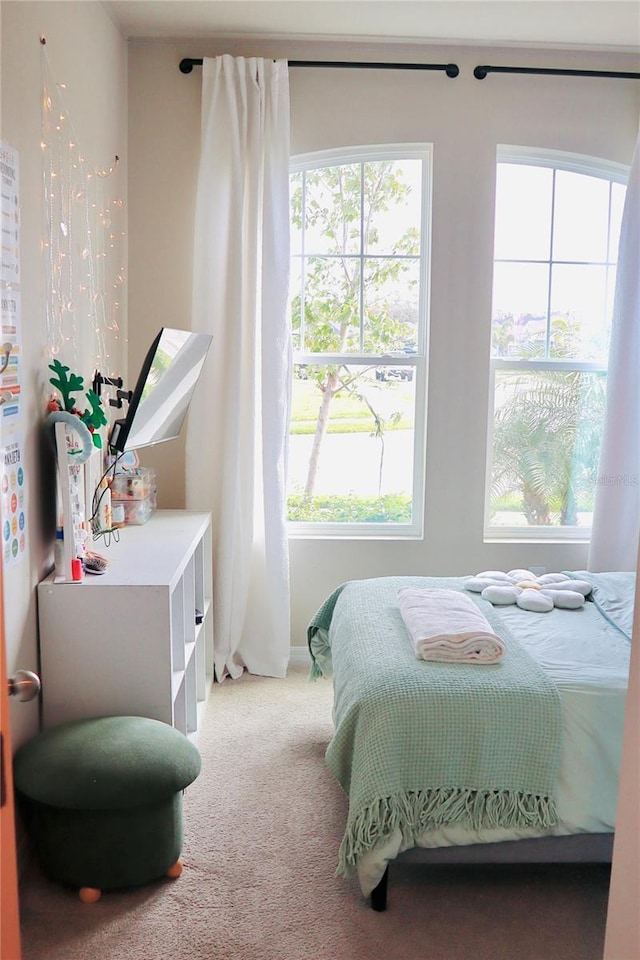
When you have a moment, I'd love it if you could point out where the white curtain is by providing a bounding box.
[589,126,640,572]
[186,56,292,680]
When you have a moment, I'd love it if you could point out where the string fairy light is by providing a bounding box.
[40,37,126,377]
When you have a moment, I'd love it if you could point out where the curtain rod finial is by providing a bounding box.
[474,66,489,80]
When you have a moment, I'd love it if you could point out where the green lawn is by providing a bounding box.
[291,377,414,435]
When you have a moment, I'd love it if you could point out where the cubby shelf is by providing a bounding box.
[37,511,213,740]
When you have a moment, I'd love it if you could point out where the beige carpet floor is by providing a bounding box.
[18,665,610,960]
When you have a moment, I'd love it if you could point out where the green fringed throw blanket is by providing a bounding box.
[307,576,562,877]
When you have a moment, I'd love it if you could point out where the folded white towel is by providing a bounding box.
[397,587,506,664]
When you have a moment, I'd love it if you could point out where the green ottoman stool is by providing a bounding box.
[13,716,201,902]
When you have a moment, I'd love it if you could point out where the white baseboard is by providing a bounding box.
[289,644,311,665]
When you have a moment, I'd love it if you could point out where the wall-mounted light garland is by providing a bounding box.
[40,37,126,380]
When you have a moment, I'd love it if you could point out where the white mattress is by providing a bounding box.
[356,584,632,895]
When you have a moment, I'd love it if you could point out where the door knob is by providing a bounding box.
[8,669,41,702]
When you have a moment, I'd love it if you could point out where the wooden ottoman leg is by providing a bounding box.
[79,887,102,903]
[166,860,183,879]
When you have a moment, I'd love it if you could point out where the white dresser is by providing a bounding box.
[37,510,213,739]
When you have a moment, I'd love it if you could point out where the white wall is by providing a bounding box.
[0,1,127,748]
[128,38,639,647]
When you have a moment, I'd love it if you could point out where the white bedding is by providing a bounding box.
[356,583,632,895]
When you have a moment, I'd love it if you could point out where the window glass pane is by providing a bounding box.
[289,257,302,351]
[288,363,415,523]
[550,263,608,361]
[492,262,549,358]
[606,265,617,341]
[303,164,361,256]
[364,160,422,255]
[290,171,303,256]
[301,256,361,353]
[553,171,610,262]
[489,368,606,528]
[608,183,626,262]
[363,258,419,354]
[494,164,552,261]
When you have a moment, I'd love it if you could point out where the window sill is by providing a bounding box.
[484,530,591,544]
[287,524,422,541]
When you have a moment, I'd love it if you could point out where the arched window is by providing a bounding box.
[485,147,628,538]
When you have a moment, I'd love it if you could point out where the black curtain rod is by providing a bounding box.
[474,64,640,80]
[179,57,640,81]
[179,57,459,77]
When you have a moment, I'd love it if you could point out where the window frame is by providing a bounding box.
[287,143,432,539]
[484,146,629,541]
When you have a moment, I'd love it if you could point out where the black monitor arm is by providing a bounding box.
[92,371,133,409]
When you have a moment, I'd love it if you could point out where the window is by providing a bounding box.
[485,148,628,538]
[287,145,431,536]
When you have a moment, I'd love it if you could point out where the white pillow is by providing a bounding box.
[465,570,592,612]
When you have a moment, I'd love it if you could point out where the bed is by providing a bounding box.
[307,570,633,910]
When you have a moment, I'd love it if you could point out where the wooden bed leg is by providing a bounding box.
[370,866,389,911]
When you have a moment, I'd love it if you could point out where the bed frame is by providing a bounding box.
[369,832,614,911]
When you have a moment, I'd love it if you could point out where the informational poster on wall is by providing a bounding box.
[1,289,22,420]
[1,141,20,285]
[1,431,27,567]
